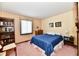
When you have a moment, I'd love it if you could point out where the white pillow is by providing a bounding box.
[55,32,61,35]
[47,32,61,35]
[46,32,56,35]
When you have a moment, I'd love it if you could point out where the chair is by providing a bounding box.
[0,43,17,56]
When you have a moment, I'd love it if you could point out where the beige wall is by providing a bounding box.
[41,10,77,45]
[0,10,77,45]
[0,11,42,43]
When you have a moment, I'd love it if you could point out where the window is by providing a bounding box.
[20,20,32,35]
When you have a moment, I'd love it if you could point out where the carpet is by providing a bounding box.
[7,41,77,56]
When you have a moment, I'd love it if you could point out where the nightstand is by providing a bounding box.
[64,36,74,46]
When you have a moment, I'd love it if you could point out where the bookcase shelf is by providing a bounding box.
[0,32,14,34]
[0,26,14,27]
[0,17,15,50]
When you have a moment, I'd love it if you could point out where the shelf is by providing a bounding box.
[0,17,13,22]
[0,38,14,40]
[3,42,15,46]
[0,26,14,27]
[0,32,14,34]
[0,32,14,33]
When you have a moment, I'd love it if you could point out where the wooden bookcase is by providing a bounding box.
[0,17,15,52]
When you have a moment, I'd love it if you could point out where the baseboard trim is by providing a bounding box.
[16,40,30,44]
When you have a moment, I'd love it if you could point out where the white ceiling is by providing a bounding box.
[0,2,73,19]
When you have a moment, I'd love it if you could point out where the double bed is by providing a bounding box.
[30,34,63,56]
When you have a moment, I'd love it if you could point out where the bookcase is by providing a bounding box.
[0,17,15,52]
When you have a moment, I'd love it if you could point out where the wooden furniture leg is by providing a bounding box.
[14,47,17,56]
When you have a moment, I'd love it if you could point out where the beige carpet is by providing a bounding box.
[7,41,77,56]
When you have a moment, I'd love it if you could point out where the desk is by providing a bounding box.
[0,43,17,56]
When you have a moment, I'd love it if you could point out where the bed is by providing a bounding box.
[30,34,63,56]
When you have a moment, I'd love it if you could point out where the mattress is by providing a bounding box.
[30,34,63,56]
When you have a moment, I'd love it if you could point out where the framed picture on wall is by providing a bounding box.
[49,23,54,27]
[55,22,62,27]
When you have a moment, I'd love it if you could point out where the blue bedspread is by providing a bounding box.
[30,34,63,56]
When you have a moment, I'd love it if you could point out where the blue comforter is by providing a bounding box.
[30,34,63,56]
